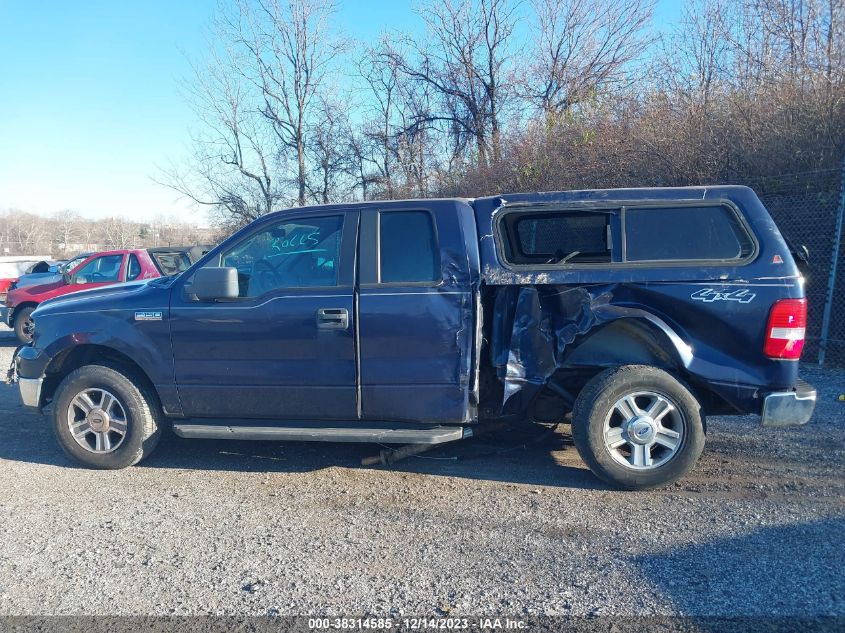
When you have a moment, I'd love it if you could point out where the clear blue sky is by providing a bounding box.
[0,1,682,225]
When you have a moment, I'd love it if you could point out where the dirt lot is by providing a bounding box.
[0,323,842,617]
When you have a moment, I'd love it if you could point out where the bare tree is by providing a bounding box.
[523,0,656,117]
[52,210,82,256]
[306,96,353,204]
[388,0,519,168]
[79,221,99,252]
[352,39,439,199]
[152,0,843,237]
[230,0,346,206]
[668,0,731,106]
[101,217,138,250]
[151,214,212,247]
[156,28,284,232]
[0,212,51,255]
[356,41,402,198]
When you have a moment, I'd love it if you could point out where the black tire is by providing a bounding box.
[52,364,163,469]
[13,305,36,344]
[571,365,705,491]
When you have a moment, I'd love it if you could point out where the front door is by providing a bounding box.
[170,211,358,419]
[66,253,128,292]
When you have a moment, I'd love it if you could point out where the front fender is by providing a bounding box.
[31,307,179,414]
[30,280,174,384]
[41,313,172,383]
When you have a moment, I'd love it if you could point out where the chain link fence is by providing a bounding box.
[750,167,845,366]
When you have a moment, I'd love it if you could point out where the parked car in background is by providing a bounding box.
[27,260,64,274]
[148,245,212,276]
[5,250,164,344]
[0,256,52,295]
[0,256,53,327]
[12,256,87,290]
[4,247,211,344]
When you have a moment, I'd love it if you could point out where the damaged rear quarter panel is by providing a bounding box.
[473,187,804,414]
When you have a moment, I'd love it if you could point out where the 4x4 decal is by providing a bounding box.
[690,288,756,304]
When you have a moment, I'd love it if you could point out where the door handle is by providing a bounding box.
[316,307,349,330]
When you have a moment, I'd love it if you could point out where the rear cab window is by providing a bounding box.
[497,202,755,267]
[151,252,191,276]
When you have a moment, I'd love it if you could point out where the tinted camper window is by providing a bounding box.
[625,205,754,262]
[503,211,614,265]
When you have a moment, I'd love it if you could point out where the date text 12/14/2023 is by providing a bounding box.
[307,617,527,630]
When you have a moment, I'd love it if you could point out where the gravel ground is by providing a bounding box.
[0,323,842,618]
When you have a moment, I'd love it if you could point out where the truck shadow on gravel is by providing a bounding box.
[0,388,604,489]
[633,516,845,618]
[143,422,607,490]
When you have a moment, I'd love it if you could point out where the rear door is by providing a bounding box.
[170,211,358,419]
[357,202,474,423]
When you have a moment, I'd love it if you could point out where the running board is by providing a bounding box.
[171,422,471,445]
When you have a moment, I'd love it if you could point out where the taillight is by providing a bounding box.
[764,298,807,359]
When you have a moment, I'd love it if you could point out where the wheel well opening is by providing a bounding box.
[41,345,160,410]
[530,318,727,422]
[11,302,38,319]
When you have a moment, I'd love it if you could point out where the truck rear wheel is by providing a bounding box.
[52,364,162,469]
[571,365,705,490]
[13,306,36,344]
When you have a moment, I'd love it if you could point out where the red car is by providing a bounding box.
[0,256,53,299]
[5,249,165,343]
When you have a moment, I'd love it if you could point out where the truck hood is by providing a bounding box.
[6,278,66,304]
[15,273,62,288]
[33,279,173,317]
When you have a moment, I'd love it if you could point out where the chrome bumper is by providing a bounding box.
[761,379,816,427]
[18,377,43,409]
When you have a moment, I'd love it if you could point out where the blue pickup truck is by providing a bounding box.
[11,186,815,489]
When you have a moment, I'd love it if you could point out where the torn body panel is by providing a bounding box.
[474,187,806,418]
[490,284,690,412]
[486,278,804,416]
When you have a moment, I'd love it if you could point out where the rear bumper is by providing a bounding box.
[761,379,816,427]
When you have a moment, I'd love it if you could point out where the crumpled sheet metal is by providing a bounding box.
[492,284,692,412]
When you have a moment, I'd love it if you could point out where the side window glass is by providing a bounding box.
[63,255,88,275]
[379,211,439,283]
[504,211,614,265]
[624,205,754,261]
[127,254,142,280]
[152,252,190,276]
[73,255,123,283]
[217,215,344,297]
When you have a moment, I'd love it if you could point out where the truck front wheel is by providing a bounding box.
[571,365,705,490]
[52,364,162,469]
